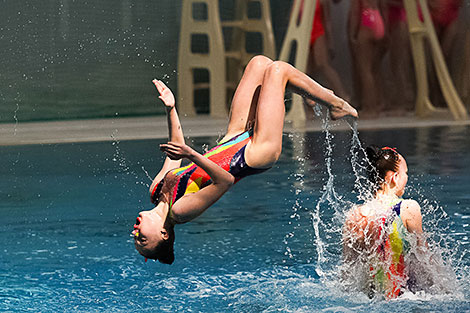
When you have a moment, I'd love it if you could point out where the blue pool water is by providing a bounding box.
[1,125,470,312]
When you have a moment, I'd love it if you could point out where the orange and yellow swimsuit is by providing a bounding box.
[151,130,267,207]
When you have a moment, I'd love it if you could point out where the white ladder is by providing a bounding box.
[178,0,276,117]
[279,0,318,126]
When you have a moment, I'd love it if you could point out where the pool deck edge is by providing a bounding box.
[1,115,469,146]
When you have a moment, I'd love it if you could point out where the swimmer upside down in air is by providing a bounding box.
[132,55,358,264]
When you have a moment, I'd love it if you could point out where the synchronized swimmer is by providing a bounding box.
[131,55,357,264]
[342,145,427,298]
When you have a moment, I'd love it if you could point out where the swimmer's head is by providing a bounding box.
[132,208,175,264]
[366,145,408,197]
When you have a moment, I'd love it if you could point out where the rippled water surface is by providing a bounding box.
[1,125,469,312]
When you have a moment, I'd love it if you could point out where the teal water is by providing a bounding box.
[1,125,469,312]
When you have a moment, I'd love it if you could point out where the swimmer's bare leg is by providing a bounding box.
[223,55,274,141]
[247,61,358,168]
[284,63,358,120]
[355,31,381,117]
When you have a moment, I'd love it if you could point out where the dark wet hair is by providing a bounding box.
[151,179,164,204]
[365,145,400,191]
[140,227,175,265]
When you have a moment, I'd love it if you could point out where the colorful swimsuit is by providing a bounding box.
[310,1,325,46]
[371,199,408,298]
[360,1,385,40]
[151,130,268,207]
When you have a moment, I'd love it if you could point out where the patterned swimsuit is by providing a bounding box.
[151,130,268,207]
[371,199,409,298]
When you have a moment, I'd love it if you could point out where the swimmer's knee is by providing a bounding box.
[273,147,282,163]
[263,143,282,164]
[246,55,273,72]
[264,61,291,79]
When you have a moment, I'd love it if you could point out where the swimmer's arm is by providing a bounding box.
[150,79,184,193]
[161,142,235,222]
[152,79,185,147]
[402,200,427,247]
[342,208,363,263]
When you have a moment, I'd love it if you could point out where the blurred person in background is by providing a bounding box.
[304,0,351,118]
[347,0,387,118]
[384,0,416,114]
[429,0,463,60]
[427,0,463,107]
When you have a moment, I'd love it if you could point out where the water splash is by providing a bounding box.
[109,131,150,188]
[311,113,333,275]
[347,120,374,202]
[336,122,462,299]
[284,132,306,262]
[13,92,20,136]
[13,104,19,135]
[141,166,153,182]
[110,130,130,173]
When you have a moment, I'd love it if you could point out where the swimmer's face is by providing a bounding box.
[132,209,168,255]
[393,155,408,197]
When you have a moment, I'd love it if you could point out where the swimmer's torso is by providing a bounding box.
[371,199,408,298]
[151,130,267,207]
[343,198,409,298]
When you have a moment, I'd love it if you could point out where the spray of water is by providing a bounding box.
[13,92,21,136]
[109,131,150,189]
[284,132,306,262]
[311,111,336,276]
[304,116,463,300]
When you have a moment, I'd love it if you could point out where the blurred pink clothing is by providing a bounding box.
[388,0,407,26]
[310,1,325,46]
[430,0,462,28]
[361,7,385,39]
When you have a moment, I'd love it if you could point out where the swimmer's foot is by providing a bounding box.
[304,96,358,120]
[329,98,358,120]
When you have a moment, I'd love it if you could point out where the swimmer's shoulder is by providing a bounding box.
[399,199,423,231]
[401,199,421,215]
[344,204,371,226]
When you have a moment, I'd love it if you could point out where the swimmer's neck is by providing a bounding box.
[375,187,400,200]
[151,201,176,227]
[375,183,398,198]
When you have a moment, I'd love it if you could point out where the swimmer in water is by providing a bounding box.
[133,55,358,264]
[342,145,427,298]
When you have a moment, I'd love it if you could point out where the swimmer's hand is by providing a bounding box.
[160,142,194,160]
[153,79,175,108]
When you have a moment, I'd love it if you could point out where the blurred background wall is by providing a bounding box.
[0,0,468,123]
[0,0,295,122]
